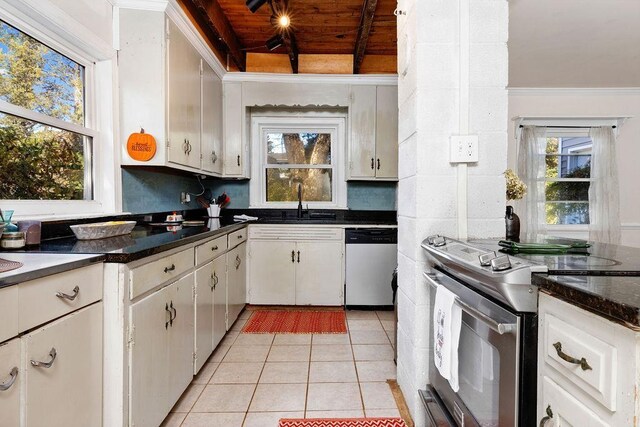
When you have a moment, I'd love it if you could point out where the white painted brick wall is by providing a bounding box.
[396,0,509,425]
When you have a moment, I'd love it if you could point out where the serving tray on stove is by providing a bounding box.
[499,240,590,254]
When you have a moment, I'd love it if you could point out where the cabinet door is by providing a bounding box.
[248,240,296,306]
[167,274,195,408]
[24,303,102,427]
[295,241,344,306]
[212,255,228,348]
[375,85,398,179]
[540,376,609,426]
[167,18,201,169]
[129,287,170,427]
[0,339,20,427]
[201,60,223,174]
[223,82,244,176]
[195,264,214,373]
[349,85,376,179]
[227,242,247,327]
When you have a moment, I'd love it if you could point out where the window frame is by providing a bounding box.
[250,114,347,209]
[543,129,592,233]
[0,5,119,220]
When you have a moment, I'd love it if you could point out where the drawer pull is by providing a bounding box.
[56,285,80,301]
[291,250,295,263]
[170,301,177,325]
[211,245,219,251]
[297,250,300,263]
[539,404,553,427]
[165,303,171,329]
[553,342,592,371]
[235,255,241,270]
[164,264,176,273]
[0,367,18,391]
[30,348,57,369]
[211,271,218,290]
[237,235,243,239]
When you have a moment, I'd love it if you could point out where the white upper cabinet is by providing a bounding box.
[348,85,398,180]
[118,9,223,176]
[202,61,223,175]
[223,82,247,177]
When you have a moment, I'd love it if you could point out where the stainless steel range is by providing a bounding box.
[420,235,546,427]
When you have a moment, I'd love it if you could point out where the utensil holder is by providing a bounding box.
[207,205,221,217]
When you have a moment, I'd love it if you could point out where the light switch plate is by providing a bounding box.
[450,135,479,163]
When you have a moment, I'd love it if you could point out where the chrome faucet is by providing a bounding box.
[297,184,303,218]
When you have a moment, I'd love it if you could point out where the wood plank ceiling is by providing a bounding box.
[180,0,397,74]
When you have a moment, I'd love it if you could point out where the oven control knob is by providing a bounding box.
[478,251,496,266]
[432,236,446,247]
[490,255,512,271]
[426,234,440,245]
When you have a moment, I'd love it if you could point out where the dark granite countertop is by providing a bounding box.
[1,208,397,264]
[0,253,105,288]
[534,274,640,328]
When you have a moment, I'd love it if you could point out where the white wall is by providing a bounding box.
[508,88,640,247]
[396,0,509,424]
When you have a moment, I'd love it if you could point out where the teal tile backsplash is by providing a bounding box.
[122,169,396,212]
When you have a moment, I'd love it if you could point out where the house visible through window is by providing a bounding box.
[250,114,346,208]
[545,135,592,225]
[0,19,93,201]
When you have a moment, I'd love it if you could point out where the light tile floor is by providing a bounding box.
[162,309,399,427]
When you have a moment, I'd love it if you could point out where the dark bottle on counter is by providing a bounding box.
[505,205,520,242]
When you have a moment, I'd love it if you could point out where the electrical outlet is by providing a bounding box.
[180,192,190,204]
[449,135,479,163]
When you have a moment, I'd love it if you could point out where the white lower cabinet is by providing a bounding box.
[248,226,344,306]
[23,303,103,427]
[194,255,227,373]
[0,338,20,427]
[538,292,638,426]
[129,273,194,427]
[227,242,247,329]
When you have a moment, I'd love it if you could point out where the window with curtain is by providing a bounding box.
[517,124,620,243]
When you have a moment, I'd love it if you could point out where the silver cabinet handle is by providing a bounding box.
[210,271,218,290]
[235,255,241,270]
[0,367,18,391]
[56,285,80,301]
[539,405,553,427]
[30,348,57,368]
[165,303,171,329]
[164,264,176,273]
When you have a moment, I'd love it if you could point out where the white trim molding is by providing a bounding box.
[509,87,640,96]
[622,223,640,230]
[224,72,398,86]
[113,0,168,11]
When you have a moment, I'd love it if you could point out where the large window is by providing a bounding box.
[544,135,592,225]
[250,115,346,208]
[0,19,93,202]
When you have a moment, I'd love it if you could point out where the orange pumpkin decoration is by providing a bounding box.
[127,128,157,161]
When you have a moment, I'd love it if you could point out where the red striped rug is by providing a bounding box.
[279,418,407,427]
[241,310,347,334]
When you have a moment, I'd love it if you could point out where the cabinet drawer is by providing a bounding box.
[0,286,18,343]
[195,235,228,265]
[0,338,20,427]
[540,376,608,427]
[543,312,616,411]
[130,248,193,300]
[18,264,103,333]
[228,228,247,248]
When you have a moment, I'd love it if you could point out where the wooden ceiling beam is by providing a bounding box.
[182,0,246,71]
[353,0,378,74]
[271,0,298,74]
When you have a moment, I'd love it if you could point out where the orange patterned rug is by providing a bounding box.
[279,418,407,427]
[241,310,347,334]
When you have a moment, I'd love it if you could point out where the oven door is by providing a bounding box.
[426,270,520,427]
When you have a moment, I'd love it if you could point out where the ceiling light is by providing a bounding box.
[277,14,290,28]
[246,0,268,13]
[266,35,283,51]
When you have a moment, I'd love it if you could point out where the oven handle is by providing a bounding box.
[425,272,517,335]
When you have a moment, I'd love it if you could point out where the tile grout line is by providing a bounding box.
[348,317,369,418]
[240,333,274,427]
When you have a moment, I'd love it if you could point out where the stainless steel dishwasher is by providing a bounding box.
[345,228,397,308]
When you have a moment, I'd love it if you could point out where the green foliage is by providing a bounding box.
[0,21,86,200]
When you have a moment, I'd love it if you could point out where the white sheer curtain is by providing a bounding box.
[589,127,621,244]
[517,126,547,240]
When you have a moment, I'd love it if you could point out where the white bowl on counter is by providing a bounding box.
[70,221,137,240]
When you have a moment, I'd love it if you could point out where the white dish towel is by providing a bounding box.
[433,284,463,392]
